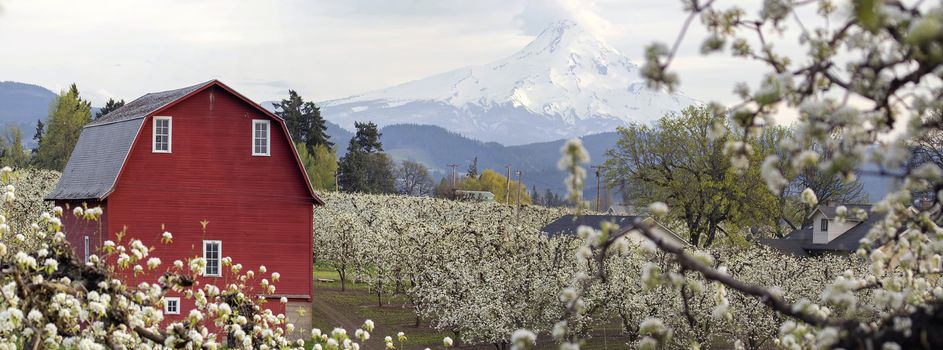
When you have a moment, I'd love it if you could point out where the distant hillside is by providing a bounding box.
[325,123,618,196]
[0,81,57,133]
[0,82,103,146]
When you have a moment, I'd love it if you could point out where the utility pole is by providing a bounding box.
[447,164,459,190]
[516,170,523,213]
[505,165,512,204]
[591,166,601,212]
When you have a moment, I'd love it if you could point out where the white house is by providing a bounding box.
[761,204,879,256]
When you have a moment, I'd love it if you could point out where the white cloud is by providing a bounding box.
[513,0,612,36]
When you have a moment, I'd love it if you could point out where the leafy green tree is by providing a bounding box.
[272,90,332,150]
[95,98,125,119]
[296,143,338,191]
[603,105,779,247]
[0,126,30,168]
[338,122,395,194]
[34,84,91,171]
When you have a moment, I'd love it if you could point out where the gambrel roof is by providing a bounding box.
[88,81,211,126]
[47,80,323,204]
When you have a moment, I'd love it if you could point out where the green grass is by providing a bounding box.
[310,265,632,349]
[311,265,456,349]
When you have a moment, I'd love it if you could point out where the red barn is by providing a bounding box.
[46,80,323,334]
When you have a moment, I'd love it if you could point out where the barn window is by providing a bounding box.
[252,119,270,156]
[164,297,180,315]
[152,116,172,153]
[820,218,829,231]
[83,236,89,263]
[202,240,221,277]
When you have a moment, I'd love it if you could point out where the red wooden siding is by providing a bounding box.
[104,85,313,306]
[56,200,108,262]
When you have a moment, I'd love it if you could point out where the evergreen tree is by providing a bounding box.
[347,121,382,153]
[32,120,44,152]
[34,84,91,171]
[95,98,125,119]
[466,156,479,178]
[544,189,560,207]
[273,90,332,150]
[530,185,541,206]
[338,122,394,194]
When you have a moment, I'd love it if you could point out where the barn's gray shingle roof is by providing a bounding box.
[88,81,212,126]
[45,118,145,200]
[47,81,214,200]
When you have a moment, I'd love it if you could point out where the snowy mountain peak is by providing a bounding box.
[320,21,696,145]
[513,19,620,61]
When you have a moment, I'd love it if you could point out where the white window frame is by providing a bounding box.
[252,119,271,156]
[83,236,89,263]
[152,116,172,153]
[164,297,181,315]
[202,240,222,277]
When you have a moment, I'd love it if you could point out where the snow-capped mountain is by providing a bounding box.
[320,20,696,145]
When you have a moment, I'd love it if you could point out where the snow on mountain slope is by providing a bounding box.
[320,20,696,145]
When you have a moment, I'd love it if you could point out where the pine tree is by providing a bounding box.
[466,156,479,178]
[273,90,332,150]
[347,121,382,153]
[338,122,394,194]
[95,98,126,119]
[34,84,91,171]
[32,120,44,151]
[531,185,541,206]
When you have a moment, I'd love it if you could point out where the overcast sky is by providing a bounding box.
[0,0,794,110]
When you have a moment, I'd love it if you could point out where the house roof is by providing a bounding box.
[47,80,323,204]
[762,206,885,255]
[757,238,809,257]
[805,207,883,251]
[541,214,646,237]
[815,204,872,220]
[782,227,812,240]
[541,214,688,246]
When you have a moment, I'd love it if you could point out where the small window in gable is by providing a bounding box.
[152,116,172,153]
[252,119,270,156]
[164,297,180,315]
[820,218,828,231]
